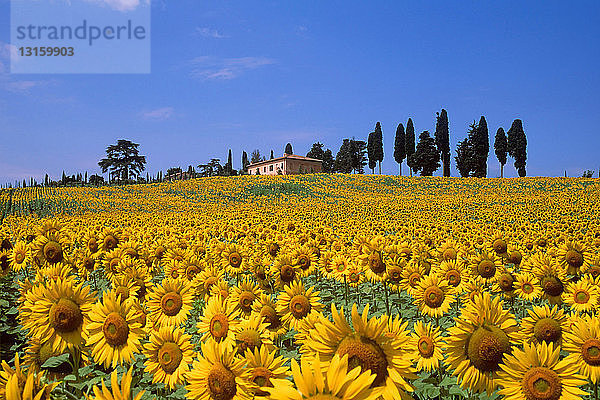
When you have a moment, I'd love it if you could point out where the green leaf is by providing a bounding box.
[40,353,70,368]
[63,374,77,381]
[0,299,9,307]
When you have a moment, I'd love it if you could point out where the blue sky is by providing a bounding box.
[1,0,599,183]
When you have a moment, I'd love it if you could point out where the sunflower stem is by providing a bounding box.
[594,381,598,400]
[383,281,390,315]
[343,275,348,307]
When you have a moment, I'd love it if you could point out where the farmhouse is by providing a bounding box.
[248,153,323,175]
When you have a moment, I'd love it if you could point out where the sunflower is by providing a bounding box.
[73,247,98,281]
[469,251,502,285]
[99,228,121,252]
[329,253,351,282]
[143,326,194,389]
[234,314,273,355]
[197,295,240,348]
[292,245,318,277]
[265,353,380,400]
[412,274,455,318]
[209,279,231,301]
[276,281,323,330]
[112,275,140,302]
[123,263,153,303]
[25,277,95,352]
[497,341,588,400]
[520,304,569,347]
[302,304,417,400]
[252,293,287,339]
[1,354,58,400]
[514,272,542,301]
[356,238,388,283]
[437,239,465,262]
[445,292,521,394]
[186,340,254,400]
[85,366,144,400]
[271,255,300,290]
[437,259,468,294]
[221,243,249,275]
[399,261,426,295]
[81,229,101,256]
[193,265,225,300]
[563,314,600,383]
[147,278,193,327]
[181,255,204,282]
[230,277,263,317]
[86,290,145,368]
[244,345,290,397]
[528,253,568,304]
[556,241,592,276]
[410,321,444,372]
[346,262,365,287]
[564,277,599,314]
[32,232,68,266]
[102,248,125,283]
[0,249,11,277]
[8,240,30,271]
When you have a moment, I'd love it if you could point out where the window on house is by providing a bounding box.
[269,165,273,171]
[256,168,259,174]
[264,167,266,172]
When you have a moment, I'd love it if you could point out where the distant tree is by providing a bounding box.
[250,150,263,164]
[98,139,146,183]
[335,139,353,173]
[455,138,472,178]
[412,131,440,176]
[494,127,508,178]
[373,122,384,174]
[367,132,376,173]
[242,151,249,173]
[405,118,416,176]
[393,123,406,176]
[270,150,274,159]
[44,174,49,186]
[166,167,182,178]
[284,143,293,155]
[61,171,66,184]
[224,149,233,176]
[350,139,367,174]
[322,149,335,173]
[187,165,195,178]
[89,174,104,186]
[198,159,223,177]
[307,142,325,160]
[469,116,489,177]
[435,109,450,177]
[307,142,334,173]
[507,119,527,177]
[582,170,594,178]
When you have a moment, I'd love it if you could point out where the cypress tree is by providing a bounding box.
[470,116,489,177]
[507,119,527,177]
[393,123,406,176]
[494,127,508,178]
[413,131,440,176]
[335,139,353,173]
[224,149,233,176]
[405,118,416,176]
[435,109,450,177]
[270,150,274,159]
[44,174,49,186]
[374,122,384,174]
[367,132,376,173]
[242,151,249,173]
[455,138,472,177]
[284,143,293,155]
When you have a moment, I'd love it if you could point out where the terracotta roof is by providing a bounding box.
[248,154,323,167]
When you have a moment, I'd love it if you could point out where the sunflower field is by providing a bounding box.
[1,174,600,400]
